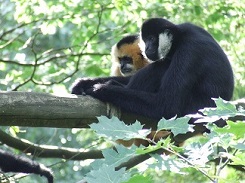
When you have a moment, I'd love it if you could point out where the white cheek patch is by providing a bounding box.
[110,44,121,76]
[110,62,120,76]
[138,34,146,56]
[158,32,173,60]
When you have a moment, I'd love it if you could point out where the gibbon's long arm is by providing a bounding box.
[0,149,53,183]
[72,76,130,95]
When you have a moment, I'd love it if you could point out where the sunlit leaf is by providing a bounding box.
[136,144,161,155]
[157,116,193,136]
[150,154,189,174]
[214,120,245,139]
[90,116,150,140]
[85,164,131,183]
[233,143,245,150]
[200,98,238,118]
[229,152,245,166]
[195,98,245,123]
[102,145,137,167]
[185,140,215,165]
[123,174,153,183]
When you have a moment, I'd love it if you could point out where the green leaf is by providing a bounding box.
[102,145,137,167]
[150,154,189,174]
[136,137,182,155]
[200,98,238,118]
[207,129,237,149]
[136,144,162,155]
[184,140,216,165]
[229,152,245,166]
[123,174,153,183]
[90,116,150,140]
[195,98,245,124]
[214,120,245,139]
[85,164,131,183]
[233,143,245,150]
[157,116,193,136]
[9,126,20,136]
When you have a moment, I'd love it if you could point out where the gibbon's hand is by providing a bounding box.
[71,78,97,95]
[87,80,114,94]
[72,77,128,95]
[84,83,107,98]
[86,80,121,100]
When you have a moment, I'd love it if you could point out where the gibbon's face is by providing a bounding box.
[140,19,173,62]
[113,39,147,76]
[118,56,135,76]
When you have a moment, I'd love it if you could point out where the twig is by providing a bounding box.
[214,139,245,183]
[12,32,40,91]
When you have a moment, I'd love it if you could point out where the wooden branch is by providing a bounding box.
[0,129,103,160]
[0,91,244,130]
[0,128,163,170]
[0,91,106,128]
[0,91,154,128]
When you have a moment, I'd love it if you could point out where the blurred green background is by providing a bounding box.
[0,0,244,182]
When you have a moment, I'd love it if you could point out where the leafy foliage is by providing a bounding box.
[87,99,245,183]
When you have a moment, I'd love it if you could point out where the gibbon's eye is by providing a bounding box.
[148,36,156,42]
[119,56,132,64]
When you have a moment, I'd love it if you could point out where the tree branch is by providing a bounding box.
[0,91,156,128]
[0,129,103,160]
[0,92,244,129]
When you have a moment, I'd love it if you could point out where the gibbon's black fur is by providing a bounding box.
[111,34,149,76]
[0,149,53,183]
[72,18,234,123]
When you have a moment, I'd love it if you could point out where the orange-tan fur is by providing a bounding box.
[111,39,149,76]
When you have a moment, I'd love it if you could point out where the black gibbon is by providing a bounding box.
[72,18,234,130]
[110,34,149,76]
[0,149,53,183]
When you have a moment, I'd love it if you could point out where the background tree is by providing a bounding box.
[0,0,244,182]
